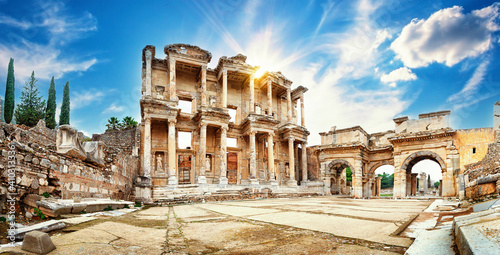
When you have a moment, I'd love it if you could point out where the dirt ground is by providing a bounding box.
[1,196,433,254]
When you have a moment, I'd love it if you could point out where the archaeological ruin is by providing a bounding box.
[1,43,499,208]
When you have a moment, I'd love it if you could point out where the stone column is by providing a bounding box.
[222,69,227,108]
[400,171,407,197]
[198,123,207,184]
[201,65,207,107]
[376,176,382,196]
[352,159,363,198]
[168,58,176,100]
[249,131,258,184]
[219,126,228,185]
[301,142,308,184]
[287,89,292,122]
[145,50,152,97]
[143,118,151,177]
[288,137,296,185]
[167,119,177,185]
[267,79,272,115]
[300,95,305,126]
[411,173,418,196]
[406,172,411,197]
[267,132,276,185]
[249,74,255,113]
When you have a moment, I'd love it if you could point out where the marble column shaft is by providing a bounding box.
[267,79,272,115]
[145,50,152,97]
[302,142,307,182]
[287,89,292,122]
[199,123,207,176]
[220,126,228,182]
[267,133,275,180]
[249,74,255,113]
[143,118,151,177]
[289,137,295,181]
[222,69,227,108]
[201,65,207,106]
[249,131,257,178]
[300,95,305,126]
[167,119,177,185]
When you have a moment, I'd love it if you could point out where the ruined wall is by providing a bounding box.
[94,128,138,154]
[464,143,500,200]
[395,111,450,134]
[0,122,139,204]
[306,147,319,180]
[454,128,495,172]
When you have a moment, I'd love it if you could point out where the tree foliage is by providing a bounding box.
[14,71,46,127]
[59,81,70,125]
[346,167,352,182]
[45,76,57,129]
[4,58,15,123]
[427,174,431,188]
[378,172,394,189]
[106,116,138,131]
[121,116,138,130]
[434,181,440,189]
[106,117,121,131]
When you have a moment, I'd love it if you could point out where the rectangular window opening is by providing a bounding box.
[178,131,192,149]
[228,108,237,123]
[179,99,192,113]
[227,137,237,148]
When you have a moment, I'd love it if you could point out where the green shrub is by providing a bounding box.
[33,208,46,219]
[103,205,114,211]
[0,216,6,222]
[134,202,141,207]
[41,192,50,198]
[123,204,130,209]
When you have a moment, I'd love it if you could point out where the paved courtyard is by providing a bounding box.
[4,196,432,254]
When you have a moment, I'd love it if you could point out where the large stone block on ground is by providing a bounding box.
[21,230,56,254]
[36,200,73,217]
[23,194,41,208]
[82,141,105,167]
[56,125,87,160]
[466,182,496,199]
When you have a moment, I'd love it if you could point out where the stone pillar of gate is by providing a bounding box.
[167,119,178,186]
[406,172,412,197]
[376,176,382,196]
[352,159,363,198]
[411,173,418,196]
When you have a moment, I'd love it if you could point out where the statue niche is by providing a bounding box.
[155,152,165,174]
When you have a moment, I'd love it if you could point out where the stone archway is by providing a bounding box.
[400,151,446,173]
[396,151,447,198]
[326,159,354,195]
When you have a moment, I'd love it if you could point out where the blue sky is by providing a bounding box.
[1,0,499,150]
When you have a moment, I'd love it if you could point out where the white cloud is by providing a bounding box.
[380,67,417,86]
[391,3,500,68]
[0,0,97,82]
[102,103,125,114]
[446,60,495,110]
[71,90,105,110]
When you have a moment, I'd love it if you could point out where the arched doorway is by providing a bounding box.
[326,159,353,195]
[374,165,395,197]
[398,151,446,197]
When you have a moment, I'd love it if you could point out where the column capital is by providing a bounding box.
[220,125,228,132]
[201,64,207,71]
[222,68,227,75]
[268,131,275,137]
[167,118,177,125]
[199,122,207,128]
[288,136,295,142]
[144,118,151,124]
[168,57,176,64]
[249,130,257,136]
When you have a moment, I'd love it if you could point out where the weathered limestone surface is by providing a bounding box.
[82,141,105,167]
[56,125,87,160]
[21,230,56,254]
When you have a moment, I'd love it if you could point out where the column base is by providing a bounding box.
[168,176,178,186]
[287,179,298,186]
[269,180,278,186]
[218,177,228,185]
[198,176,207,185]
[249,178,260,185]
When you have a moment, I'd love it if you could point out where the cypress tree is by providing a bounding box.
[45,76,57,128]
[4,58,15,123]
[59,81,70,125]
[14,71,46,127]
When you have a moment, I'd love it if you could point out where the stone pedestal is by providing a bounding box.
[135,176,152,204]
[198,176,207,185]
[218,177,228,185]
[287,179,298,186]
[168,176,178,186]
[249,178,260,185]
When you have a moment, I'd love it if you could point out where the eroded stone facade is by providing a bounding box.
[138,44,319,202]
[312,109,498,199]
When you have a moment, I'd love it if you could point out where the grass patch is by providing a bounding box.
[380,194,393,197]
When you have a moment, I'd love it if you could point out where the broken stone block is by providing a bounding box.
[82,141,106,167]
[56,125,87,160]
[32,157,39,165]
[36,200,73,217]
[21,230,56,254]
[48,155,58,163]
[14,220,65,240]
[23,194,41,208]
[40,158,50,168]
[71,203,87,213]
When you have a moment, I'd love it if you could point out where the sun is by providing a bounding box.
[254,67,266,78]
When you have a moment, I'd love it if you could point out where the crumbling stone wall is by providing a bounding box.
[93,128,138,154]
[464,142,500,199]
[0,122,139,209]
